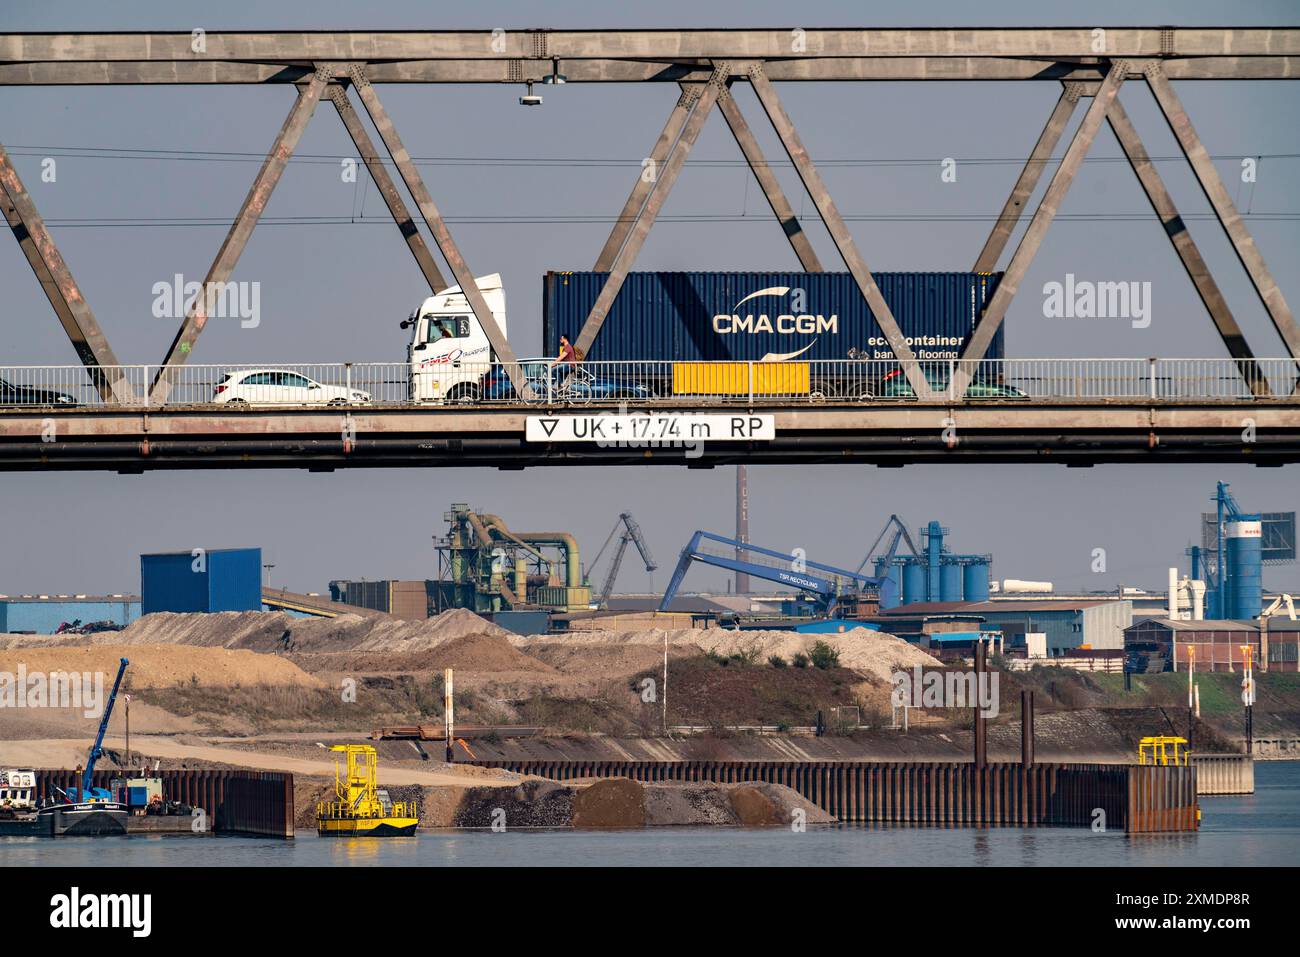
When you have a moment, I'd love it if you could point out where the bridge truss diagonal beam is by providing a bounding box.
[715,79,823,271]
[347,64,525,395]
[150,67,329,402]
[1098,86,1268,396]
[973,83,1081,273]
[747,63,930,398]
[953,60,1128,401]
[0,142,133,404]
[592,89,694,272]
[1143,62,1300,369]
[326,83,446,293]
[574,63,731,358]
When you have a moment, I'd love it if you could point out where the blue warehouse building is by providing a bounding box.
[140,548,263,614]
[0,595,141,634]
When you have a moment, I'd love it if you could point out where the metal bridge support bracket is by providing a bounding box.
[1097,85,1269,396]
[973,83,1082,273]
[327,83,447,294]
[592,86,695,272]
[1143,61,1300,369]
[348,63,525,395]
[0,142,134,403]
[714,80,823,271]
[747,63,932,398]
[150,66,330,403]
[953,60,1128,401]
[574,63,731,358]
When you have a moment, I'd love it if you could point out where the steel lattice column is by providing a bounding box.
[327,83,447,293]
[348,64,525,395]
[1144,61,1300,364]
[953,60,1129,400]
[574,64,731,359]
[747,63,930,398]
[151,67,330,402]
[0,142,133,403]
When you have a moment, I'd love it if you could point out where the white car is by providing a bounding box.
[212,369,371,406]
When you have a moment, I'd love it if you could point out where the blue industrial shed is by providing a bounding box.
[140,548,262,614]
[0,596,140,634]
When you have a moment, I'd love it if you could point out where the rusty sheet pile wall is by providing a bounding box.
[474,760,1198,832]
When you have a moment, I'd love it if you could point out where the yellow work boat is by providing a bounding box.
[316,744,419,836]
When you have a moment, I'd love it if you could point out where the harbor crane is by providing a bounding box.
[588,511,658,608]
[658,531,897,614]
[857,514,920,576]
[69,657,128,802]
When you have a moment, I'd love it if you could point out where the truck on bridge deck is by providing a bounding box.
[401,271,1006,404]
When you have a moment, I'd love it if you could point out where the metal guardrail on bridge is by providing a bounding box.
[1,358,1298,409]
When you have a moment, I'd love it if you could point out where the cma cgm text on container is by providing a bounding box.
[542,272,1004,362]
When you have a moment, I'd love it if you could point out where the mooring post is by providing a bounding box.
[974,640,988,769]
[1021,690,1034,766]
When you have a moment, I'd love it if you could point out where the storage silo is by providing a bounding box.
[940,562,964,602]
[963,561,991,602]
[902,562,927,605]
[876,560,903,610]
[1226,516,1263,619]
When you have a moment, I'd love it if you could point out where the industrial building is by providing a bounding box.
[1124,618,1300,673]
[140,548,263,614]
[328,580,432,620]
[0,595,140,634]
[878,598,1134,653]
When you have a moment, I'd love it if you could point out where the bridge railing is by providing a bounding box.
[0,358,1296,408]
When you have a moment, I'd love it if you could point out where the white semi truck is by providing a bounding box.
[402,273,508,404]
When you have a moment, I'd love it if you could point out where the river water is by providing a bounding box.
[4,762,1297,867]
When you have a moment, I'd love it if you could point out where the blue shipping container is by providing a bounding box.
[140,548,262,614]
[543,271,1003,362]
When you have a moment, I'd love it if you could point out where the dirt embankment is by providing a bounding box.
[294,776,834,830]
[0,644,320,689]
[291,632,559,677]
[0,607,514,655]
[516,626,938,683]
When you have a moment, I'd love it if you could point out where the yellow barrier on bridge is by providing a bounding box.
[672,362,810,396]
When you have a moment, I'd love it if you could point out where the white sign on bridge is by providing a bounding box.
[525,413,775,444]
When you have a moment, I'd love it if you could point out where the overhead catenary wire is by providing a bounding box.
[10,143,1297,227]
[7,143,1300,169]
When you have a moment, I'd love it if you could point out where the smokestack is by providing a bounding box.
[735,465,749,594]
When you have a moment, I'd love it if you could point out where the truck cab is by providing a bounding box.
[405,273,506,403]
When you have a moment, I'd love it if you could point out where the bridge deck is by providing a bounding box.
[1,397,1296,470]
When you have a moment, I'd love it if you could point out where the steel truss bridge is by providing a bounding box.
[1,27,1298,470]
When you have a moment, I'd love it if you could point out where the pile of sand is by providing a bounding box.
[0,644,322,689]
[293,633,560,676]
[72,607,512,655]
[516,627,937,683]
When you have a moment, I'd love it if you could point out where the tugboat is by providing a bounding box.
[316,744,419,836]
[36,657,131,837]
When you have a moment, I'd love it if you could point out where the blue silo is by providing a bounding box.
[1226,515,1263,619]
[940,562,964,602]
[902,562,927,605]
[963,561,991,602]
